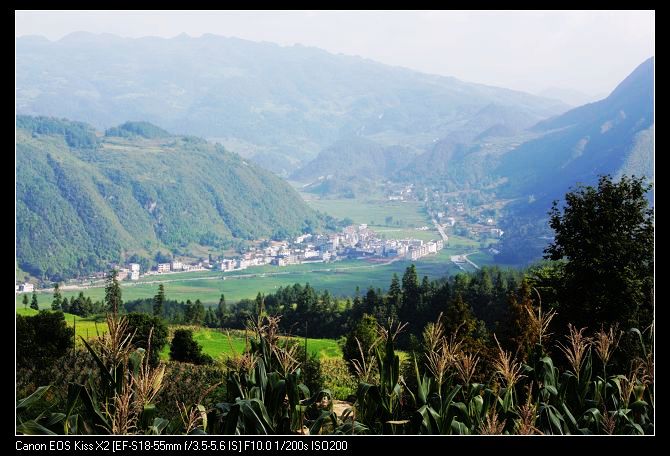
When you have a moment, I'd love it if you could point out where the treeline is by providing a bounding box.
[16,115,99,149]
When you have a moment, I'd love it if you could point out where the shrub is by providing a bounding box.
[169,329,213,365]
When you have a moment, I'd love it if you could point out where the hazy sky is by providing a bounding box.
[15,10,654,97]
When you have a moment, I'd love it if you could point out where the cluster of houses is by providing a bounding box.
[116,263,141,280]
[213,224,444,273]
[17,223,447,292]
[433,208,504,240]
[387,184,416,201]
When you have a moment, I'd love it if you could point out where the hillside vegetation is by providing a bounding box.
[16,116,321,280]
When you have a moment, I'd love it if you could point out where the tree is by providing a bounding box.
[30,292,39,310]
[387,273,402,316]
[169,329,213,364]
[17,311,74,375]
[216,294,226,328]
[61,297,70,313]
[22,294,29,309]
[51,283,62,311]
[544,175,654,332]
[342,314,378,374]
[193,299,205,326]
[400,264,420,322]
[497,279,535,359]
[124,313,169,367]
[255,292,265,316]
[104,269,123,314]
[153,284,165,317]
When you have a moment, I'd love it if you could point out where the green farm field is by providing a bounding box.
[158,327,341,361]
[16,308,109,347]
[16,308,340,361]
[303,196,431,229]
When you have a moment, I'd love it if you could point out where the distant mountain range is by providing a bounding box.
[16,117,321,280]
[16,32,567,176]
[498,57,654,214]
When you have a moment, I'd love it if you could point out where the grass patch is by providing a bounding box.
[304,197,430,228]
[159,326,341,361]
[16,308,108,347]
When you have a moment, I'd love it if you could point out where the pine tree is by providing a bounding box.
[216,294,226,328]
[204,308,215,328]
[193,299,205,326]
[400,264,420,322]
[255,293,265,316]
[387,273,402,314]
[52,283,62,311]
[22,293,29,309]
[153,284,165,317]
[184,299,194,324]
[104,269,122,315]
[30,292,39,310]
[61,297,70,313]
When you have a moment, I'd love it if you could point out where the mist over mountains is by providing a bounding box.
[15,32,653,277]
[16,32,567,176]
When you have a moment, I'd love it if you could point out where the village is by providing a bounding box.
[145,224,444,277]
[15,224,445,293]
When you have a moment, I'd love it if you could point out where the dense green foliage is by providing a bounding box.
[342,314,379,374]
[105,270,122,315]
[16,116,322,280]
[541,175,653,363]
[105,121,171,139]
[16,311,74,385]
[51,283,62,311]
[16,115,99,148]
[30,292,38,310]
[169,329,213,365]
[124,313,169,368]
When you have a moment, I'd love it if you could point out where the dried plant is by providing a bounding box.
[130,327,166,408]
[454,352,479,386]
[593,325,621,367]
[557,324,592,379]
[601,407,617,435]
[480,407,506,435]
[376,319,408,343]
[634,351,654,388]
[95,314,136,368]
[492,334,525,389]
[104,388,136,435]
[515,385,542,435]
[177,401,206,434]
[526,304,556,348]
[224,330,257,373]
[273,337,301,376]
[422,317,444,353]
[429,335,462,388]
[619,370,638,408]
[351,336,381,383]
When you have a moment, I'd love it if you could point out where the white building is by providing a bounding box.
[130,263,140,272]
[157,263,171,273]
[171,261,183,271]
[130,271,140,281]
[117,268,130,280]
[19,283,34,293]
[220,259,235,271]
